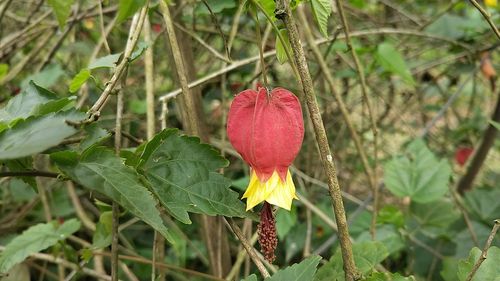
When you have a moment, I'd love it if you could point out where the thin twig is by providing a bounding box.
[275,1,360,280]
[111,90,124,280]
[0,29,56,85]
[0,0,14,34]
[297,193,338,231]
[158,0,199,134]
[303,208,312,257]
[250,0,299,80]
[76,15,117,109]
[98,0,111,53]
[0,170,59,178]
[449,187,479,247]
[420,73,475,137]
[297,6,376,191]
[225,218,270,278]
[173,22,231,63]
[144,16,156,140]
[111,24,130,278]
[36,3,81,71]
[251,8,269,87]
[0,246,113,281]
[465,219,500,281]
[67,181,96,231]
[225,231,259,280]
[468,0,500,40]
[88,4,149,119]
[332,0,379,240]
[201,0,231,61]
[158,27,468,101]
[93,251,225,281]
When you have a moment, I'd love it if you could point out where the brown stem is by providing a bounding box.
[457,90,500,194]
[0,170,59,178]
[88,4,149,119]
[275,1,360,280]
[226,218,270,278]
[468,0,500,40]
[465,219,500,281]
[159,1,231,277]
[93,251,225,281]
[159,0,199,135]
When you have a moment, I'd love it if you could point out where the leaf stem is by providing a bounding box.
[251,8,269,88]
[250,0,300,81]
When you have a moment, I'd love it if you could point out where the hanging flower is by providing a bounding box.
[455,146,473,167]
[227,87,304,211]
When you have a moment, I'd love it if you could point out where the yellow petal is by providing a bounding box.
[486,0,497,7]
[242,170,297,211]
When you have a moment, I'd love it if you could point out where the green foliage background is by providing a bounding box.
[0,0,499,280]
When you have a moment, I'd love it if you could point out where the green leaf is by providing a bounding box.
[464,188,500,223]
[79,124,111,151]
[0,63,8,80]
[441,257,460,281]
[453,220,496,259]
[88,53,122,69]
[129,99,147,114]
[356,225,405,256]
[458,247,500,281]
[384,138,451,203]
[425,14,489,40]
[51,147,172,241]
[409,198,460,238]
[276,206,297,239]
[275,29,291,64]
[0,219,80,273]
[47,0,75,28]
[315,241,388,281]
[0,111,85,160]
[377,205,405,228]
[255,0,275,21]
[268,255,321,281]
[117,0,146,23]
[365,272,416,281]
[0,81,57,124]
[92,211,112,249]
[2,157,37,188]
[490,120,500,131]
[21,64,64,90]
[310,0,331,37]
[32,98,75,116]
[139,129,247,224]
[69,69,91,93]
[130,41,149,62]
[242,274,258,281]
[376,42,415,86]
[6,178,36,202]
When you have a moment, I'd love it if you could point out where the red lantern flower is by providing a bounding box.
[227,87,304,211]
[455,146,473,167]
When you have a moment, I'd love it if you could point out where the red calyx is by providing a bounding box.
[455,147,473,167]
[227,87,304,182]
